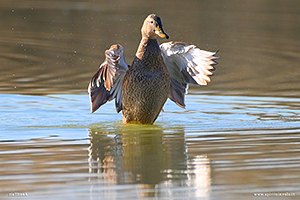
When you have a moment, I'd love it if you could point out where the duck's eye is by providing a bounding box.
[150,20,154,24]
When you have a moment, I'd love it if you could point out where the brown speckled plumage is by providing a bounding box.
[122,38,170,124]
[88,14,218,125]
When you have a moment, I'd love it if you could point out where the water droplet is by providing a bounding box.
[11,9,14,13]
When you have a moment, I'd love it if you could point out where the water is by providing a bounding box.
[1,0,300,199]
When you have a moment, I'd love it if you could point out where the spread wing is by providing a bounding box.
[88,44,128,113]
[160,41,218,108]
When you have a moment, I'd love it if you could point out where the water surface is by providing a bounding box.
[1,0,300,199]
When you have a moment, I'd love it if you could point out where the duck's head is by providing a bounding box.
[141,14,169,39]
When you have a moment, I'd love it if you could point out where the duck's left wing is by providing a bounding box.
[160,41,218,108]
[88,44,128,113]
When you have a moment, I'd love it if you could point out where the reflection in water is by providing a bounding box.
[189,155,211,197]
[88,126,211,198]
[88,132,123,184]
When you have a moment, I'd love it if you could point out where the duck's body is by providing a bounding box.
[122,38,170,124]
[88,14,218,125]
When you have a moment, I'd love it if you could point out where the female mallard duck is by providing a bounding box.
[88,14,218,124]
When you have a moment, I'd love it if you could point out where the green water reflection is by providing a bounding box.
[88,126,210,197]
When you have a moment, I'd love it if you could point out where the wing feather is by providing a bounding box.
[160,41,218,108]
[88,44,128,113]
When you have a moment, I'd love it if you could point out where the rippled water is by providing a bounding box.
[1,0,300,199]
[1,94,300,199]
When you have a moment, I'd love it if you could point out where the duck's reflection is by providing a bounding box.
[88,126,211,198]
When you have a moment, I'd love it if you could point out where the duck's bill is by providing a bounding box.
[155,26,169,39]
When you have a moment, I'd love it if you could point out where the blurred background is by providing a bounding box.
[0,0,299,97]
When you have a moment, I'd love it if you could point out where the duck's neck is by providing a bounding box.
[135,37,161,60]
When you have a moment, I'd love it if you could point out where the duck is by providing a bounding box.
[88,14,218,125]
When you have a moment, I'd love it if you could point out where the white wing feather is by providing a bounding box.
[160,41,218,108]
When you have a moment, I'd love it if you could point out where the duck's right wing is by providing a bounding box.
[88,44,128,113]
[160,42,218,108]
